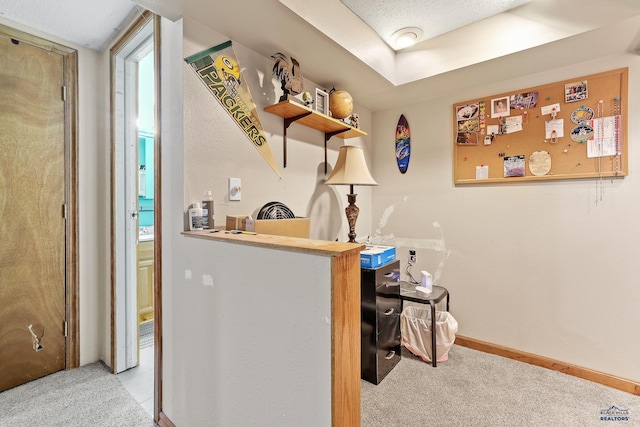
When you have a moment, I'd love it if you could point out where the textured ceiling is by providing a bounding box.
[0,0,139,50]
[340,0,531,49]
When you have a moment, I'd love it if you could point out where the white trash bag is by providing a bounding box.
[401,306,458,363]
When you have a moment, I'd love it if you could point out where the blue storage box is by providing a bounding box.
[360,245,396,269]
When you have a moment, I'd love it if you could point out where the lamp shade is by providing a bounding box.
[325,145,378,186]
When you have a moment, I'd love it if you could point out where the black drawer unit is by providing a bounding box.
[361,260,401,384]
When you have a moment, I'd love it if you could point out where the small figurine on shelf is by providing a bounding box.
[271,52,303,102]
[348,114,360,129]
[302,91,314,107]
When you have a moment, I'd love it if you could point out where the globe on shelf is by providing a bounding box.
[329,88,353,119]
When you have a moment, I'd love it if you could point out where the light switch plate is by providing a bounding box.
[229,177,241,201]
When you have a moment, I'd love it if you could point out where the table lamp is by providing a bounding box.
[325,145,377,243]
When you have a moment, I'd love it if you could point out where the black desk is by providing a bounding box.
[399,282,450,367]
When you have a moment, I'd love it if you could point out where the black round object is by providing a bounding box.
[256,202,295,220]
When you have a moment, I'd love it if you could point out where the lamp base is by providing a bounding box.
[346,193,359,243]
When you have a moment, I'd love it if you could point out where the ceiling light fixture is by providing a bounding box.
[390,27,423,50]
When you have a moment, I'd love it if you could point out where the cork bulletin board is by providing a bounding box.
[453,68,628,184]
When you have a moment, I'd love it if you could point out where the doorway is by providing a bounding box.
[110,10,158,418]
[0,24,79,391]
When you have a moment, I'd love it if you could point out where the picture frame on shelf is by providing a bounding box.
[316,88,329,115]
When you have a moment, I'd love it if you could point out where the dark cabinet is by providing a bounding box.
[361,260,401,384]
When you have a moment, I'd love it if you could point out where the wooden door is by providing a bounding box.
[0,34,67,391]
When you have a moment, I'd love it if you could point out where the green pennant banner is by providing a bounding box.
[185,41,280,177]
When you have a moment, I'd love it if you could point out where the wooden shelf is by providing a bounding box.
[264,100,367,170]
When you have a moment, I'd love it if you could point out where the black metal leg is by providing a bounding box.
[399,284,450,368]
[430,301,436,367]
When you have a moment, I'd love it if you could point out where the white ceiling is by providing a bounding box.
[2,0,640,111]
[0,0,140,50]
[339,0,532,50]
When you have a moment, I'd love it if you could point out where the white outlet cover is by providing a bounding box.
[229,177,241,201]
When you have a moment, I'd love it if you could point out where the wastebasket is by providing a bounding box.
[401,306,458,363]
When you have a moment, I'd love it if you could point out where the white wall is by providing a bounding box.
[159,13,182,420]
[370,54,640,383]
[163,236,333,426]
[85,40,110,367]
[0,17,108,366]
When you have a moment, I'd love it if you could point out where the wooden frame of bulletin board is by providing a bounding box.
[453,68,628,184]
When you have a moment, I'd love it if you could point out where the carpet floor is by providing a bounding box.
[361,345,640,426]
[2,345,638,426]
[0,362,156,427]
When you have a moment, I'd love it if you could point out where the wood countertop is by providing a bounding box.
[182,230,365,257]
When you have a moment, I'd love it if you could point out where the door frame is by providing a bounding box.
[109,10,163,421]
[113,13,154,374]
[0,23,80,371]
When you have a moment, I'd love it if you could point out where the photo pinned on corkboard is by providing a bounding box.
[491,96,510,118]
[510,91,538,109]
[503,155,525,177]
[565,80,588,103]
[457,118,479,132]
[456,132,478,145]
[456,103,479,121]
